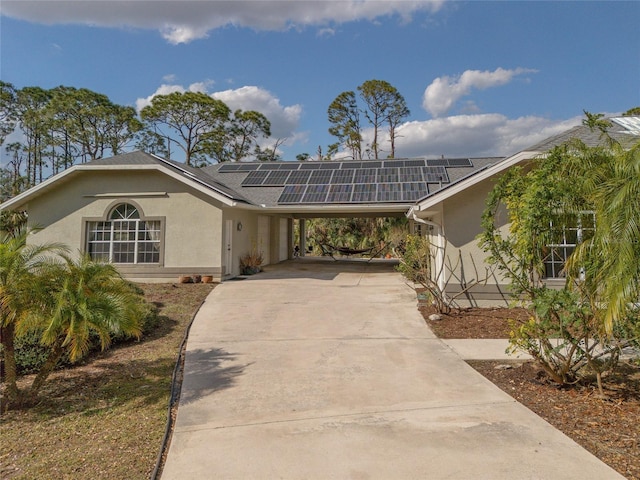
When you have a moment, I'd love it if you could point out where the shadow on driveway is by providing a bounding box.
[179,348,251,406]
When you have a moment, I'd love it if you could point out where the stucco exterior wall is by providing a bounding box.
[25,170,225,282]
[441,178,512,306]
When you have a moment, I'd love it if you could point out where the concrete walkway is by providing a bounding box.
[162,260,623,479]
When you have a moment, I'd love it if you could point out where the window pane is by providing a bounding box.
[87,211,161,265]
[113,242,135,263]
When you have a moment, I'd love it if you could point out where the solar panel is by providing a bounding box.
[447,158,473,167]
[342,161,362,169]
[263,170,291,185]
[299,163,323,170]
[352,184,377,202]
[426,159,447,167]
[319,162,338,169]
[353,168,377,183]
[218,164,242,172]
[279,162,301,170]
[237,163,261,171]
[214,157,475,204]
[377,183,402,202]
[285,170,312,184]
[365,161,382,168]
[377,167,400,183]
[331,169,355,184]
[402,183,429,201]
[241,170,270,186]
[383,160,405,168]
[326,184,353,203]
[308,169,334,184]
[423,166,448,183]
[278,185,307,204]
[398,167,423,183]
[301,184,329,203]
[404,159,427,167]
[257,163,281,170]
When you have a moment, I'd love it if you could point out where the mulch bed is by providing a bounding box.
[418,301,640,480]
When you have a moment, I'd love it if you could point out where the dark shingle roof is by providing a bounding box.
[89,151,251,203]
[526,116,640,151]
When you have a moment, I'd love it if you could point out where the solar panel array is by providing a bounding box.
[217,158,473,204]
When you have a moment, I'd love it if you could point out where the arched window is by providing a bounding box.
[86,203,161,264]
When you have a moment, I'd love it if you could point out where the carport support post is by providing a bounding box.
[299,219,307,257]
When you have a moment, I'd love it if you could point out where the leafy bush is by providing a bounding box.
[506,288,638,389]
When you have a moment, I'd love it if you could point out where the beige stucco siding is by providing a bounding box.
[441,177,511,305]
[25,170,226,282]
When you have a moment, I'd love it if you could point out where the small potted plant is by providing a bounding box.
[239,248,264,275]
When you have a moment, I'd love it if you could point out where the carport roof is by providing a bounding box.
[203,156,500,210]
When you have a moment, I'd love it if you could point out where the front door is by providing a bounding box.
[224,219,233,276]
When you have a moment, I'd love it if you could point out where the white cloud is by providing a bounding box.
[377,114,582,158]
[423,67,538,117]
[2,0,446,44]
[212,86,302,139]
[135,83,302,146]
[135,81,214,111]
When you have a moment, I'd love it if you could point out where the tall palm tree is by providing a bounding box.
[25,254,145,398]
[567,140,640,333]
[0,228,66,405]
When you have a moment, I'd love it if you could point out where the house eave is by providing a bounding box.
[0,163,245,211]
[413,150,540,212]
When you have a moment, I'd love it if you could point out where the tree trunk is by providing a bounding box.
[27,338,65,400]
[0,323,20,410]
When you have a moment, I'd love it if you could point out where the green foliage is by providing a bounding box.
[479,112,640,390]
[395,234,453,313]
[305,217,407,256]
[327,79,409,159]
[506,288,636,387]
[140,91,230,166]
[11,330,59,375]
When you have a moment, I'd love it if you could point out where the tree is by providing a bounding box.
[140,91,230,166]
[48,87,142,163]
[358,79,409,159]
[15,87,52,186]
[209,109,271,162]
[385,90,410,158]
[254,137,286,162]
[327,80,409,160]
[0,228,67,406]
[327,91,362,160]
[0,81,18,145]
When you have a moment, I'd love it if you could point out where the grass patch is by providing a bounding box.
[0,283,215,480]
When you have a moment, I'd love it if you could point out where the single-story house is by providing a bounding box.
[2,116,637,306]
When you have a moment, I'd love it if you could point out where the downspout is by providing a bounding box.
[407,207,446,293]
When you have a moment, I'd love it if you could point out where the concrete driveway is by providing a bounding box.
[161,259,622,479]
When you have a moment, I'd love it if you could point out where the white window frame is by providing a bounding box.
[86,203,162,265]
[543,211,595,279]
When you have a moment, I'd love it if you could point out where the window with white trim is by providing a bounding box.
[543,212,595,279]
[87,203,161,264]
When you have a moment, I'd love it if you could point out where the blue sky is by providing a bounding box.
[1,1,639,162]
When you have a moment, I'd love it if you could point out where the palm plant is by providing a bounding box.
[24,254,144,399]
[0,228,66,405]
[566,139,640,334]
